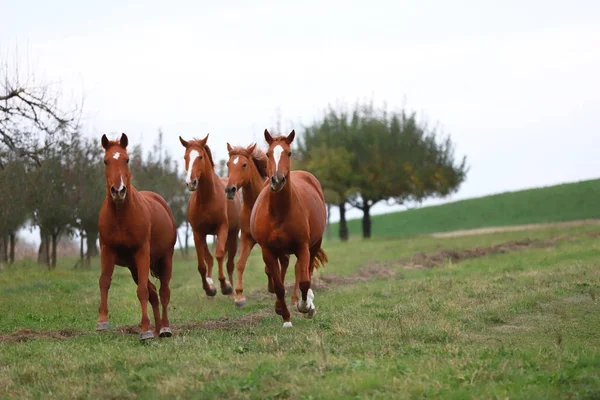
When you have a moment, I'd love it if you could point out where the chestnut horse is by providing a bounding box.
[250,129,328,327]
[179,134,241,298]
[224,143,291,308]
[96,133,177,341]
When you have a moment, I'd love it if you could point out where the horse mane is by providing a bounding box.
[228,145,268,179]
[188,139,215,167]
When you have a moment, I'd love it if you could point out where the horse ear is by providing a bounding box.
[179,136,189,148]
[101,134,110,150]
[264,129,273,145]
[200,133,209,146]
[226,142,233,153]
[120,133,128,148]
[285,129,295,145]
[247,143,257,154]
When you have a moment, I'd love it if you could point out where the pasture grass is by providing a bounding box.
[331,178,600,238]
[1,224,600,399]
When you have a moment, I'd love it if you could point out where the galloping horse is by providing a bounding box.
[179,134,241,298]
[224,143,291,308]
[96,133,177,341]
[250,129,328,327]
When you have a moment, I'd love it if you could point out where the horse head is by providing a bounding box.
[264,129,295,193]
[101,133,131,203]
[179,134,214,192]
[224,142,258,200]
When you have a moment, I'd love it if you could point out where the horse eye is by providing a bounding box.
[126,158,130,164]
[267,153,270,158]
[242,163,247,168]
[288,152,292,157]
[199,156,203,160]
[103,160,108,165]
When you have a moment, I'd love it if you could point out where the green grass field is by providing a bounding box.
[1,222,599,399]
[331,178,600,238]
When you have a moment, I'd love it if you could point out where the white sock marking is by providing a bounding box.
[206,277,214,286]
[273,145,284,173]
[283,321,293,328]
[233,156,239,165]
[186,150,200,184]
[113,152,120,160]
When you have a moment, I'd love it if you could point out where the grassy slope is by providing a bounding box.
[1,224,599,399]
[330,178,600,238]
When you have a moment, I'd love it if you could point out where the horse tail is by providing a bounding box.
[312,247,328,270]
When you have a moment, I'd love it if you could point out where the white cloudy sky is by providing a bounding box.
[2,0,600,242]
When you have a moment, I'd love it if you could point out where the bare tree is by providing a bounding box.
[0,49,82,168]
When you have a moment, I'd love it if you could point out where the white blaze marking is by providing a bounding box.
[233,156,239,165]
[186,150,200,184]
[113,152,120,160]
[273,145,284,173]
[118,176,125,191]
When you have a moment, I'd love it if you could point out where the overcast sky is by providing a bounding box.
[2,0,600,242]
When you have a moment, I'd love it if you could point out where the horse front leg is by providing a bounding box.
[263,247,291,327]
[96,246,115,331]
[279,255,298,306]
[194,231,216,297]
[234,233,256,308]
[215,223,233,295]
[295,244,315,317]
[134,246,153,341]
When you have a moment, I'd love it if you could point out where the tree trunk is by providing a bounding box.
[361,203,372,239]
[51,233,58,269]
[85,230,99,260]
[9,233,15,264]
[1,235,7,263]
[184,221,190,257]
[338,202,349,241]
[325,203,332,241]
[79,231,85,267]
[38,233,50,265]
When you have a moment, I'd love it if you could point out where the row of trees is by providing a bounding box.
[296,101,468,240]
[0,128,190,268]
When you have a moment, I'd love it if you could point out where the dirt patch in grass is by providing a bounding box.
[317,233,590,288]
[0,328,82,343]
[429,219,600,238]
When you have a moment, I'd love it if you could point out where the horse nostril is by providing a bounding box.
[281,176,286,183]
[110,186,118,194]
[119,187,127,195]
[271,176,277,184]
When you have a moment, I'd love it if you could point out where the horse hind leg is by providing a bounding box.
[157,254,173,338]
[215,224,233,296]
[225,230,238,298]
[148,280,162,336]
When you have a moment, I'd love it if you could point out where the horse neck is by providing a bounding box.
[242,167,266,207]
[268,174,293,216]
[194,168,219,203]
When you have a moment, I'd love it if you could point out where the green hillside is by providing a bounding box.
[330,178,600,238]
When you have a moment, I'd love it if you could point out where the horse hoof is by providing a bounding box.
[282,321,293,328]
[96,322,110,331]
[235,299,247,309]
[206,286,217,297]
[305,307,317,319]
[159,327,172,338]
[139,330,154,341]
[221,284,233,295]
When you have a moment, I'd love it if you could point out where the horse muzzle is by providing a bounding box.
[110,185,127,202]
[225,184,237,200]
[186,178,198,192]
[270,174,286,192]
